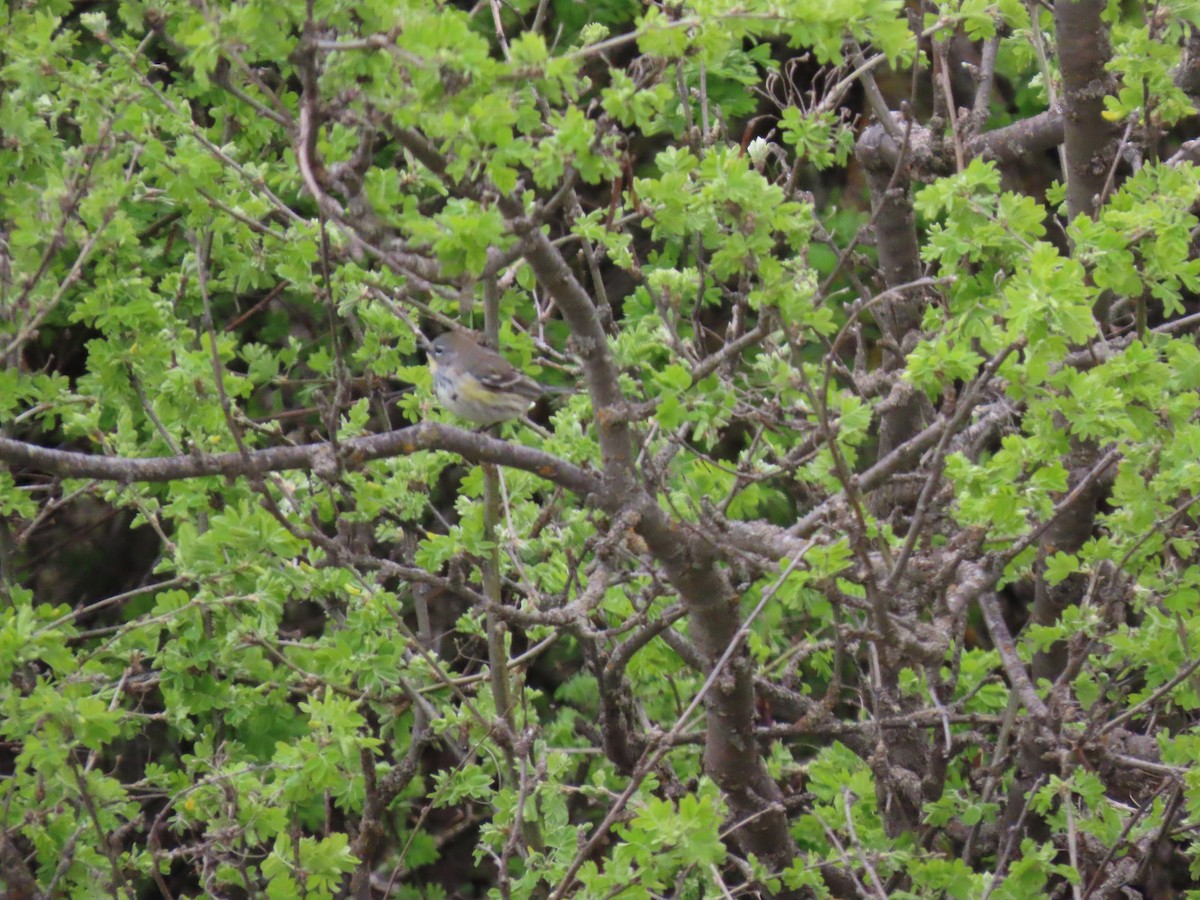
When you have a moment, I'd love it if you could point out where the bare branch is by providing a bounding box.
[0,425,600,497]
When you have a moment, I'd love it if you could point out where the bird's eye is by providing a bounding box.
[434,345,444,357]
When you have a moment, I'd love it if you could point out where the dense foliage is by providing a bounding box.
[2,0,1200,897]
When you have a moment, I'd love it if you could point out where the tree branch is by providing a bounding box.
[0,425,600,497]
[1054,0,1119,220]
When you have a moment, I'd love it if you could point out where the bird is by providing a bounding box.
[428,330,565,425]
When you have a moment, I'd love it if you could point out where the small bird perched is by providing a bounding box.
[428,330,563,425]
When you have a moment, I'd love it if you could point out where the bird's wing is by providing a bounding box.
[476,359,544,398]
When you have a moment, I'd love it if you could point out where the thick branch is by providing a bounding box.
[855,124,933,461]
[500,202,636,485]
[967,109,1065,165]
[617,495,801,877]
[855,123,922,327]
[501,199,800,871]
[1054,0,1119,219]
[509,213,802,872]
[0,425,599,497]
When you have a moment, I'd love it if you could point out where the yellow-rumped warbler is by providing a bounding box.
[428,331,566,425]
